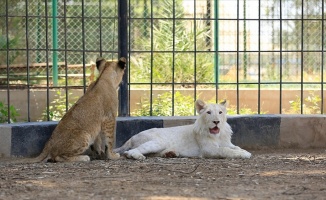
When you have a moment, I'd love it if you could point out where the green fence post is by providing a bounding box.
[52,0,58,86]
[214,0,219,84]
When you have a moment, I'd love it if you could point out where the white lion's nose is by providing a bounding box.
[213,121,220,125]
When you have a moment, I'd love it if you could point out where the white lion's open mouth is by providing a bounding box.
[209,126,220,134]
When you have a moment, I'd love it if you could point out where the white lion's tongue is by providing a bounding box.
[209,127,220,134]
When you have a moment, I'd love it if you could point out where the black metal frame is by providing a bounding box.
[127,0,325,116]
[0,0,325,123]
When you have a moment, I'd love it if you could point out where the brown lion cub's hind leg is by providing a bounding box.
[93,133,104,155]
[54,155,90,162]
[102,117,120,160]
[89,133,106,160]
[52,130,92,162]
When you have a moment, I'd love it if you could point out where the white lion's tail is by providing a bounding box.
[114,139,132,154]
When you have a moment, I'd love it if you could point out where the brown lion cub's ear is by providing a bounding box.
[118,57,127,69]
[96,57,106,72]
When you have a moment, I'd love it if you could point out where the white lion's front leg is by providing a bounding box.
[125,140,166,160]
[218,147,251,159]
[228,144,252,158]
[201,145,251,159]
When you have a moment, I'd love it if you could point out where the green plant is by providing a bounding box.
[0,102,20,123]
[133,91,195,116]
[0,35,23,66]
[130,0,214,85]
[132,91,262,116]
[288,92,321,114]
[41,91,78,121]
[205,99,264,115]
[304,93,321,113]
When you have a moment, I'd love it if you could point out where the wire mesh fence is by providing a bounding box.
[0,0,325,123]
[0,0,118,87]
[0,0,120,123]
[128,0,325,116]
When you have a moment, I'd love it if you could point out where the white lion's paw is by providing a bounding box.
[240,150,252,159]
[125,149,146,160]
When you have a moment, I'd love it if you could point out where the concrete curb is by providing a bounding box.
[0,115,325,157]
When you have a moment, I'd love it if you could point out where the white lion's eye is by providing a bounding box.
[207,111,211,114]
[219,111,222,114]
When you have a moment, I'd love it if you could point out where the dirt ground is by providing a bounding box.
[0,148,325,200]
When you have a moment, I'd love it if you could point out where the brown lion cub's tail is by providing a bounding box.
[25,149,49,163]
[7,146,50,164]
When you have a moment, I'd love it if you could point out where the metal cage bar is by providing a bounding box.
[1,0,325,123]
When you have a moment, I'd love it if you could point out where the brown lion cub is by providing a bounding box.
[30,57,126,162]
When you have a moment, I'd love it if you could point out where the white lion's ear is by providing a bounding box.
[220,99,227,107]
[195,99,207,114]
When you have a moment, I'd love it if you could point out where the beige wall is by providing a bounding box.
[0,88,325,122]
[130,89,326,114]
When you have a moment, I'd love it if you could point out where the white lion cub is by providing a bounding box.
[115,99,251,160]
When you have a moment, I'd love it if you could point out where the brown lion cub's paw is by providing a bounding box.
[108,152,121,160]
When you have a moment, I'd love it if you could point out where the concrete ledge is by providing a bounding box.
[0,115,325,157]
[280,115,326,148]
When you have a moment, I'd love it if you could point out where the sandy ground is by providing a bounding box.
[0,148,325,200]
